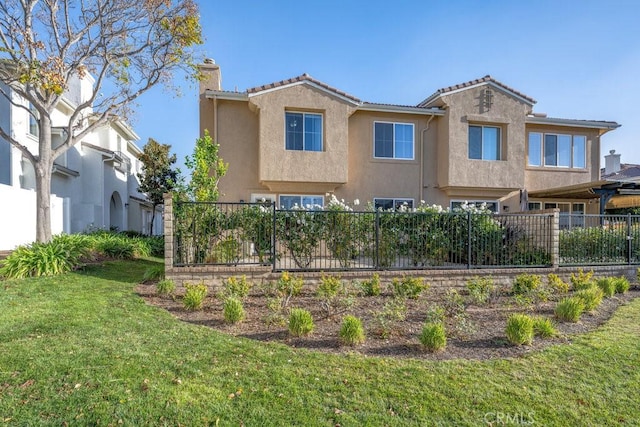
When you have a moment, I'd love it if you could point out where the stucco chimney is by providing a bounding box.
[198,58,221,94]
[604,149,621,175]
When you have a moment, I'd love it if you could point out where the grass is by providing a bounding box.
[1,259,639,425]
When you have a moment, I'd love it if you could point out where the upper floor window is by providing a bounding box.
[374,122,414,160]
[279,194,324,210]
[28,103,39,138]
[285,112,322,152]
[373,198,414,210]
[469,125,501,160]
[528,132,586,169]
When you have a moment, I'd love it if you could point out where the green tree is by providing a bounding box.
[138,138,181,235]
[185,129,228,202]
[0,0,202,242]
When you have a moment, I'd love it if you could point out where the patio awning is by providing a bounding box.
[528,180,640,213]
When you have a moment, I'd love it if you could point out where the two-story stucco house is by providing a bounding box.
[198,60,619,214]
[0,75,161,249]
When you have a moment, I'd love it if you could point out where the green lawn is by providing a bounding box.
[1,259,639,426]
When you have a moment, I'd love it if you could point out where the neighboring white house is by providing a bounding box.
[0,75,162,250]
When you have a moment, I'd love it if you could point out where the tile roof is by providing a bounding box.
[601,164,640,180]
[418,75,536,107]
[246,73,361,103]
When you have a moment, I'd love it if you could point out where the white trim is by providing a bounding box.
[204,90,248,101]
[468,124,502,161]
[278,194,325,210]
[373,121,415,161]
[358,103,445,116]
[284,111,324,152]
[526,116,619,130]
[529,131,587,169]
[250,193,276,203]
[248,80,361,106]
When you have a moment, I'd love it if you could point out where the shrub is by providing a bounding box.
[547,273,569,294]
[317,275,341,299]
[94,235,135,259]
[391,276,428,299]
[505,314,534,346]
[371,298,407,338]
[360,273,381,296]
[443,289,465,316]
[316,275,355,317]
[142,265,164,282]
[512,274,541,295]
[156,279,175,296]
[575,286,604,312]
[0,234,91,278]
[533,317,557,338]
[570,268,595,290]
[596,277,616,298]
[424,305,446,324]
[555,297,585,322]
[339,315,365,346]
[223,297,245,324]
[222,275,252,299]
[613,276,630,294]
[289,308,314,337]
[276,271,303,298]
[183,283,208,311]
[466,276,495,305]
[419,322,447,352]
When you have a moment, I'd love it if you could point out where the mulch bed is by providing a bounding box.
[136,282,639,361]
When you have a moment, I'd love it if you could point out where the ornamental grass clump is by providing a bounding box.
[183,283,208,311]
[419,322,447,352]
[613,276,630,294]
[391,276,428,299]
[142,265,164,282]
[575,286,604,312]
[596,277,617,298]
[156,279,175,296]
[555,297,585,322]
[223,297,245,324]
[533,317,557,338]
[222,275,252,299]
[339,315,365,346]
[547,273,569,294]
[570,268,595,291]
[289,308,314,337]
[360,273,381,296]
[512,273,541,295]
[505,313,534,346]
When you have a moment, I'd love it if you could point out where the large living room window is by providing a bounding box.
[279,195,324,210]
[373,198,414,210]
[285,112,322,151]
[469,125,501,160]
[528,132,586,168]
[374,122,414,160]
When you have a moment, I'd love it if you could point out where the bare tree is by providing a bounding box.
[0,0,202,242]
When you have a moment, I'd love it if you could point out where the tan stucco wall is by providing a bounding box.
[438,87,530,192]
[524,124,601,191]
[248,84,356,191]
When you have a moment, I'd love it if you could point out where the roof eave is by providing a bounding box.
[525,116,621,130]
[205,90,248,101]
[358,103,445,116]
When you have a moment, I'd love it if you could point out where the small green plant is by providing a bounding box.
[547,273,569,294]
[555,297,585,322]
[264,297,286,326]
[512,274,541,295]
[612,276,630,294]
[466,276,495,305]
[288,308,314,337]
[419,322,447,352]
[223,297,245,324]
[142,265,164,282]
[95,235,135,259]
[391,276,428,299]
[596,277,616,298]
[207,235,241,264]
[371,298,407,338]
[317,274,341,299]
[360,273,381,296]
[443,289,465,316]
[156,279,176,296]
[570,268,595,290]
[262,271,304,311]
[424,305,446,324]
[339,315,366,346]
[532,317,557,338]
[316,275,355,317]
[222,275,252,299]
[575,286,604,312]
[505,313,534,346]
[183,283,208,311]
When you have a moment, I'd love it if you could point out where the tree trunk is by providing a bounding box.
[35,115,54,243]
[149,203,157,236]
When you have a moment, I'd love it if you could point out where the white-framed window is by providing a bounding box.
[285,112,322,151]
[450,200,499,213]
[469,125,501,160]
[373,198,414,210]
[250,193,276,204]
[279,195,324,210]
[373,122,414,160]
[528,132,586,169]
[28,103,39,138]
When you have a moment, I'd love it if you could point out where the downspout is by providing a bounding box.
[420,114,436,203]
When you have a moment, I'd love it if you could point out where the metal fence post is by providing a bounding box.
[272,202,277,272]
[627,213,632,265]
[375,210,380,269]
[467,211,472,269]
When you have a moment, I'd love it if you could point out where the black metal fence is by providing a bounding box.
[173,202,555,271]
[559,214,640,266]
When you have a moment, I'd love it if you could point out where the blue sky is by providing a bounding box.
[132,0,640,173]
